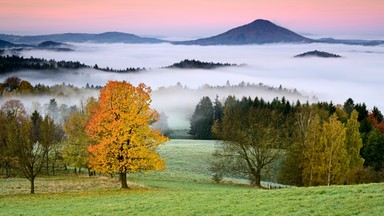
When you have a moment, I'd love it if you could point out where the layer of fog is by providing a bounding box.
[0,91,100,118]
[1,42,383,129]
[301,33,384,40]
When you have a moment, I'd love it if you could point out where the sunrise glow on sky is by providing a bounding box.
[1,0,384,37]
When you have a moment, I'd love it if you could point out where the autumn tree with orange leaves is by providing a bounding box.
[86,81,168,188]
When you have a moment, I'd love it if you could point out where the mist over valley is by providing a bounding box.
[1,41,384,130]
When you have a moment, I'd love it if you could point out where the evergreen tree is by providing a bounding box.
[47,99,59,123]
[372,106,383,123]
[361,129,384,170]
[189,97,214,139]
[343,98,355,116]
[213,95,223,123]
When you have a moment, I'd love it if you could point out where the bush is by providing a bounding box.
[212,173,223,183]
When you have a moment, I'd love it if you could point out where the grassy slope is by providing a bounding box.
[1,140,383,216]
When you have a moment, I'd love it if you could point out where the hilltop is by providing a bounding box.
[294,50,342,58]
[174,19,313,45]
[166,59,238,69]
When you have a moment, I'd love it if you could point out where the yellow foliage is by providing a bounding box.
[303,113,348,186]
[86,81,167,175]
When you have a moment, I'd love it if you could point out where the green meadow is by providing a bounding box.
[1,139,383,215]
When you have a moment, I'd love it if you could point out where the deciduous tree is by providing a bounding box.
[0,100,47,193]
[320,114,348,186]
[63,98,97,174]
[39,114,63,174]
[302,112,323,186]
[345,110,364,183]
[0,110,12,177]
[86,81,167,188]
[17,111,46,194]
[1,100,27,177]
[3,76,21,92]
[280,105,318,186]
[212,97,282,187]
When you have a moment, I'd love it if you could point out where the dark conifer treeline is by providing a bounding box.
[0,55,143,74]
[0,55,88,73]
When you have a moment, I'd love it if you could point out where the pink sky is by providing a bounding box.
[1,0,384,37]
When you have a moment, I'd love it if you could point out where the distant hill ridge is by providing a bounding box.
[0,39,73,51]
[0,39,32,48]
[0,19,383,46]
[0,32,166,44]
[0,39,16,48]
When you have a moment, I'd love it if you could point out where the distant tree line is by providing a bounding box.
[92,64,144,73]
[156,81,308,101]
[167,59,238,69]
[190,96,384,186]
[0,76,102,96]
[0,55,143,74]
[0,55,88,73]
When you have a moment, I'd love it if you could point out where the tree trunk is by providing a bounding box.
[120,172,129,189]
[327,149,333,186]
[87,169,96,176]
[5,162,11,178]
[46,152,49,175]
[30,177,35,194]
[309,164,313,186]
[252,169,262,187]
[52,161,55,175]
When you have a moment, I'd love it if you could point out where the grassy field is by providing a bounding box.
[1,139,383,215]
